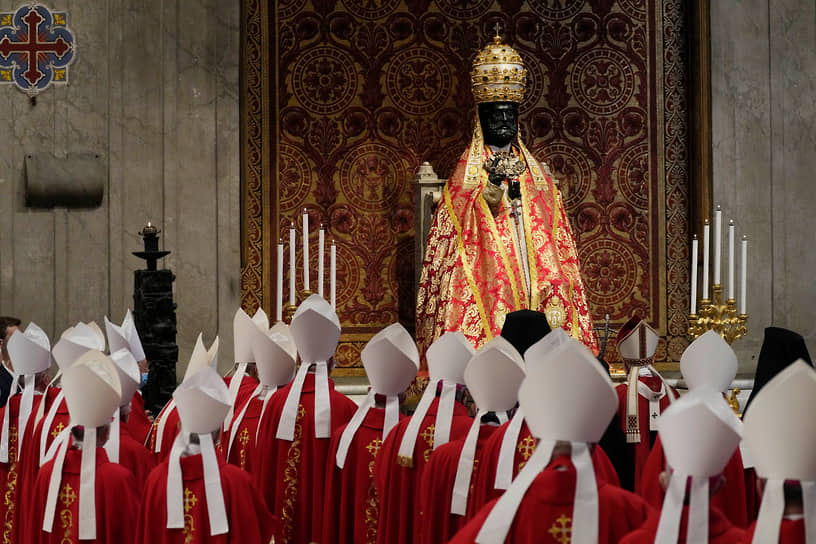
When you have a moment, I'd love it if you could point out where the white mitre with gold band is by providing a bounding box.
[654,387,742,544]
[397,331,474,468]
[493,328,571,493]
[153,333,219,454]
[451,336,524,516]
[681,330,738,393]
[104,348,141,463]
[226,321,297,459]
[336,323,419,469]
[42,350,121,541]
[167,365,231,536]
[743,360,816,544]
[471,33,527,104]
[617,316,676,444]
[477,337,617,544]
[3,322,51,463]
[277,294,341,441]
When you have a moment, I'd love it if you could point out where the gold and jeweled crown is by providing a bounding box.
[470,34,527,104]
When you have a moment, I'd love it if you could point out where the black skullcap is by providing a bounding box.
[743,327,813,414]
[500,310,551,358]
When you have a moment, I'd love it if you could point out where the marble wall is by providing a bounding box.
[710,0,816,373]
[0,0,241,379]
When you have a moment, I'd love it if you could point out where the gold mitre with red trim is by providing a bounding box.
[471,34,527,104]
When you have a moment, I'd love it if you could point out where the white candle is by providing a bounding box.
[289,223,296,306]
[330,240,337,311]
[728,220,735,300]
[713,206,722,285]
[690,235,698,314]
[276,240,283,322]
[318,227,325,298]
[302,210,309,291]
[702,219,710,299]
[740,236,748,314]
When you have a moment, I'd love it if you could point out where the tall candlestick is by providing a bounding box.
[714,206,722,285]
[289,222,296,306]
[302,209,309,291]
[276,240,283,322]
[740,236,748,314]
[728,220,735,300]
[318,227,325,298]
[702,219,710,299]
[690,235,698,314]
[330,240,337,311]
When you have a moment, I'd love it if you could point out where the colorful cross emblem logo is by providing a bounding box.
[0,4,75,95]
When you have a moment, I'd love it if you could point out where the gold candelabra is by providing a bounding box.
[282,289,313,324]
[687,284,748,345]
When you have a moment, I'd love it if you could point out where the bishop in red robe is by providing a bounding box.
[253,371,357,544]
[123,391,152,444]
[373,395,473,544]
[322,405,404,544]
[621,504,746,543]
[26,443,141,544]
[136,447,277,543]
[449,454,653,543]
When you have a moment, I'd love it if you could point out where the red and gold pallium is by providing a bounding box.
[416,119,597,358]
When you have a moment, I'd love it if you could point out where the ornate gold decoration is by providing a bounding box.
[547,514,572,544]
[51,422,64,439]
[517,436,536,472]
[281,404,306,543]
[365,437,383,544]
[282,290,314,324]
[471,33,527,104]
[727,388,741,416]
[545,297,567,329]
[3,425,17,544]
[239,427,251,470]
[687,285,748,344]
[183,487,197,544]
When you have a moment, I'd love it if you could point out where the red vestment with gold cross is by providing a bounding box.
[416,124,597,360]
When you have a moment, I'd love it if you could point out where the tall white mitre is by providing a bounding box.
[491,327,571,493]
[105,348,141,463]
[167,365,231,536]
[225,321,297,459]
[225,308,260,424]
[476,337,617,544]
[104,309,145,362]
[653,387,742,544]
[335,323,419,469]
[450,336,524,515]
[680,330,738,392]
[42,350,121,540]
[396,330,474,468]
[743,360,816,543]
[276,294,341,441]
[153,333,218,455]
[2,322,51,463]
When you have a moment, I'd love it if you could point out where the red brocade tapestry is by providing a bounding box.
[241,0,692,370]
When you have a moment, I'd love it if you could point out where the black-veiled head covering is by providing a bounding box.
[743,326,813,414]
[500,310,551,358]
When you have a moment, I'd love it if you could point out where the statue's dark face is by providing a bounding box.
[478,101,519,148]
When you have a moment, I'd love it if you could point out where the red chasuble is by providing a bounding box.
[124,392,152,445]
[15,389,68,544]
[415,128,598,362]
[471,418,620,514]
[322,407,404,544]
[135,450,277,544]
[373,397,473,544]
[118,424,156,488]
[638,435,749,527]
[253,372,357,544]
[620,504,746,543]
[26,447,141,544]
[614,375,677,491]
[742,518,805,543]
[221,395,264,472]
[150,376,259,463]
[416,424,498,544]
[449,455,652,544]
[0,391,50,543]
